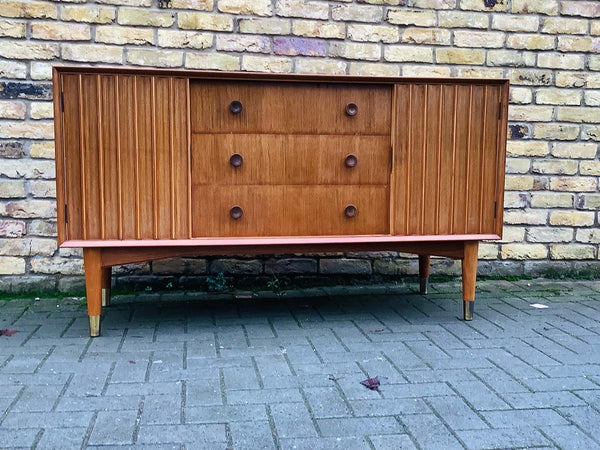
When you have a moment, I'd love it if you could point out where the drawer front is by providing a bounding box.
[191,134,391,185]
[190,81,392,135]
[191,186,389,237]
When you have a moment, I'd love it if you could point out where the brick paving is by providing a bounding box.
[1,279,600,449]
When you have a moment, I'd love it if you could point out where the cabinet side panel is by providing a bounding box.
[61,74,84,241]
[480,85,502,234]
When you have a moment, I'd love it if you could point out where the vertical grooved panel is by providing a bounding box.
[467,86,484,233]
[154,77,173,239]
[136,76,155,239]
[408,84,426,235]
[422,85,441,235]
[118,76,138,240]
[452,85,471,235]
[96,75,105,239]
[172,78,190,238]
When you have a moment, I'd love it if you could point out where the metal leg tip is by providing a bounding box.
[89,315,101,337]
[463,301,474,321]
[419,277,429,295]
[101,288,111,307]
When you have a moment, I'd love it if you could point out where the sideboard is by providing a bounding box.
[53,66,509,337]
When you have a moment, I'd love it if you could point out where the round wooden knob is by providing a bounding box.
[344,205,357,218]
[230,206,243,220]
[229,100,243,114]
[230,153,243,167]
[345,103,358,116]
[345,154,358,168]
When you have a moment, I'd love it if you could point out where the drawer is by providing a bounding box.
[191,186,389,237]
[190,81,391,135]
[191,134,391,185]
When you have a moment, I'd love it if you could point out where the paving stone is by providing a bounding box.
[426,395,489,430]
[140,394,182,425]
[317,416,403,438]
[186,404,268,423]
[483,408,569,428]
[0,428,40,448]
[269,402,318,438]
[36,427,87,449]
[1,411,93,428]
[229,420,276,449]
[136,424,227,446]
[503,391,587,408]
[280,436,373,450]
[456,427,553,449]
[559,406,600,442]
[400,413,464,449]
[88,409,139,445]
[302,386,351,418]
[541,424,600,450]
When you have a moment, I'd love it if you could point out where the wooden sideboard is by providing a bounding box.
[53,66,509,337]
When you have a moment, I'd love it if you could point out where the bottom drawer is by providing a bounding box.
[191,185,389,237]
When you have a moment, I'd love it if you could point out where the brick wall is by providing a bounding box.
[1,0,599,292]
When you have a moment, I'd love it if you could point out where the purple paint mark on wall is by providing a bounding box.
[274,37,326,57]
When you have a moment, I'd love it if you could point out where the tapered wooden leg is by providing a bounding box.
[83,248,103,337]
[462,241,478,321]
[418,254,430,295]
[101,267,112,307]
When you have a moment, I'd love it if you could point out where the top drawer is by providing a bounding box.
[190,81,392,135]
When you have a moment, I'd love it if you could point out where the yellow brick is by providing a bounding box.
[501,244,547,260]
[583,125,600,141]
[61,5,115,24]
[508,105,553,122]
[185,53,240,71]
[536,88,581,106]
[530,193,574,208]
[0,101,25,119]
[590,56,600,72]
[293,20,344,39]
[453,30,504,48]
[556,107,600,123]
[456,67,504,78]
[0,180,26,198]
[157,30,212,49]
[96,26,154,45]
[506,34,555,50]
[593,21,600,36]
[0,20,25,37]
[510,69,553,86]
[586,91,600,106]
[512,0,559,15]
[581,161,600,176]
[30,22,90,41]
[0,0,56,19]
[551,244,595,260]
[239,18,291,35]
[401,65,452,77]
[561,1,600,18]
[558,36,598,53]
[437,48,485,65]
[0,257,25,275]
[532,160,578,175]
[461,0,506,11]
[492,14,539,32]
[62,44,123,63]
[276,0,329,19]
[348,24,399,43]
[331,4,383,22]
[349,62,399,76]
[501,226,526,242]
[0,42,58,60]
[242,55,292,73]
[552,142,597,158]
[556,72,600,89]
[217,35,270,53]
[538,54,585,70]
[478,243,499,259]
[505,175,534,190]
[384,45,433,63]
[576,229,600,244]
[533,124,580,140]
[329,42,380,61]
[0,121,54,139]
[178,12,233,31]
[510,87,533,104]
[438,11,488,29]
[118,8,175,27]
[541,17,588,34]
[30,141,54,159]
[550,177,597,192]
[487,50,535,67]
[505,158,531,174]
[31,62,52,80]
[527,227,573,243]
[410,0,454,9]
[127,49,182,67]
[402,28,451,45]
[504,210,548,225]
[296,58,347,75]
[218,0,272,16]
[387,9,436,26]
[171,0,213,9]
[30,102,53,120]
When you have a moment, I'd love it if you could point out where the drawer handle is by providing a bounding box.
[230,206,243,220]
[344,205,357,218]
[229,100,243,114]
[345,154,358,168]
[345,103,358,116]
[230,153,243,167]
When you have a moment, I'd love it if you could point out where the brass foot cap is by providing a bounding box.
[89,315,101,337]
[463,301,474,321]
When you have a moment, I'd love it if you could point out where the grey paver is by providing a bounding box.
[456,427,553,449]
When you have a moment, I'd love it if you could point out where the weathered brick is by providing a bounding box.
[557,107,600,124]
[0,61,27,79]
[29,180,56,198]
[218,0,272,16]
[210,258,262,274]
[506,34,555,50]
[527,227,573,243]
[505,158,530,174]
[504,193,528,209]
[510,87,533,104]
[1,0,57,19]
[329,42,381,61]
[541,17,588,35]
[505,175,534,191]
[264,258,317,274]
[3,200,56,218]
[0,141,24,158]
[30,142,54,159]
[453,30,504,48]
[478,243,499,259]
[509,105,553,122]
[578,194,600,210]
[0,20,26,37]
[0,81,52,100]
[487,50,535,67]
[118,8,175,26]
[30,102,53,120]
[550,176,597,192]
[217,35,271,53]
[0,180,25,198]
[438,11,487,28]
[585,91,600,106]
[580,161,600,175]
[550,211,595,227]
[556,72,600,89]
[530,193,574,208]
[561,1,600,18]
[385,45,433,63]
[30,62,52,81]
[186,53,240,71]
[461,0,506,11]
[242,55,292,73]
[508,124,532,139]
[402,28,451,45]
[510,69,553,86]
[28,220,57,237]
[332,4,383,22]
[0,220,26,238]
[437,48,485,65]
[550,244,595,260]
[387,9,436,26]
[292,20,344,39]
[552,142,597,159]
[409,0,455,9]
[593,21,600,36]
[589,56,600,72]
[0,121,54,139]
[171,0,213,8]
[0,257,25,275]
[62,44,123,63]
[456,67,503,78]
[0,238,56,256]
[0,100,25,119]
[127,49,182,67]
[320,258,372,274]
[349,62,399,76]
[152,258,207,275]
[536,89,581,106]
[178,12,233,31]
[30,257,83,275]
[0,42,58,60]
[31,22,90,41]
[61,5,116,24]
[402,65,452,77]
[157,30,212,49]
[532,160,578,175]
[276,0,329,19]
[492,14,539,32]
[576,229,600,244]
[96,26,154,45]
[511,0,558,15]
[273,37,326,56]
[582,125,600,141]
[533,124,580,141]
[348,24,399,43]
[559,36,600,53]
[504,210,547,225]
[501,244,547,260]
[239,18,291,35]
[539,54,585,70]
[502,226,526,242]
[295,58,347,75]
